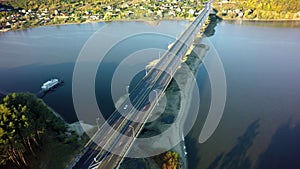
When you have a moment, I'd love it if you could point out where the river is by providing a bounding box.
[0,20,300,168]
[187,20,300,169]
[0,20,188,123]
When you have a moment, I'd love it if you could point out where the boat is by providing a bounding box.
[41,78,63,91]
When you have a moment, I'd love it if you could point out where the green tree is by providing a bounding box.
[0,103,28,168]
[0,93,67,168]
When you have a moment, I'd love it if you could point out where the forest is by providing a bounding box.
[0,93,77,169]
[2,0,299,13]
[215,0,300,19]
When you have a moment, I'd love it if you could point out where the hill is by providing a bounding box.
[213,0,300,20]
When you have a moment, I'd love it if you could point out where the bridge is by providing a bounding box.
[71,1,213,169]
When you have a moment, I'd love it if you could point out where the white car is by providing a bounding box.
[123,104,128,110]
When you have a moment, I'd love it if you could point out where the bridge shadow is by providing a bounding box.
[207,153,224,169]
[204,11,223,37]
[255,120,300,169]
[206,120,260,169]
[186,137,202,168]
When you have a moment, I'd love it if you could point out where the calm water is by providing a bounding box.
[187,20,300,169]
[1,19,300,168]
[0,23,102,122]
[0,21,188,123]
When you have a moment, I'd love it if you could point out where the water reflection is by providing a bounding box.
[256,120,300,169]
[226,20,300,28]
[187,20,300,169]
[205,120,259,169]
[220,120,259,169]
[207,153,224,169]
[0,20,188,123]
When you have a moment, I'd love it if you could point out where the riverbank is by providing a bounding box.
[220,17,300,22]
[215,13,300,22]
[0,17,189,33]
[2,13,299,33]
[53,112,94,137]
[212,0,300,21]
[1,0,204,32]
[216,16,300,28]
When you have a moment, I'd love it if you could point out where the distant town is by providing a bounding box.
[1,0,300,32]
[0,0,204,32]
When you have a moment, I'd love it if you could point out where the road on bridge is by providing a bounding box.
[72,2,213,169]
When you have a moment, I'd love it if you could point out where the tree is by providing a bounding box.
[0,103,28,168]
[161,151,181,169]
[0,93,67,168]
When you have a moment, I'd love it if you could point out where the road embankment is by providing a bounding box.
[118,41,209,169]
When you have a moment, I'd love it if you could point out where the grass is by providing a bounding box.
[26,134,84,169]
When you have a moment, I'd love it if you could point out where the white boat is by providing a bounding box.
[41,78,60,90]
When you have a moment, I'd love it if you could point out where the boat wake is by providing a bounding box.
[36,81,64,98]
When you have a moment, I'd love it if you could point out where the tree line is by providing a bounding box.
[2,0,126,10]
[0,93,67,168]
[215,0,300,19]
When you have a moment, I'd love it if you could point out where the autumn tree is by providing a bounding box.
[161,151,181,169]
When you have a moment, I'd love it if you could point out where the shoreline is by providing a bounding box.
[220,17,300,22]
[0,17,188,33]
[2,16,300,33]
[43,102,95,136]
[0,14,211,168]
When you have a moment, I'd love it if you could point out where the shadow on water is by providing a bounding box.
[255,120,300,169]
[0,91,6,100]
[207,153,224,169]
[184,12,220,166]
[206,120,260,169]
[186,137,202,167]
[204,12,223,37]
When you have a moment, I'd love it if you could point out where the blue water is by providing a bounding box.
[187,20,300,169]
[1,19,300,169]
[0,21,187,123]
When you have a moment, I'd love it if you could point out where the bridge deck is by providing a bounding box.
[72,1,213,169]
